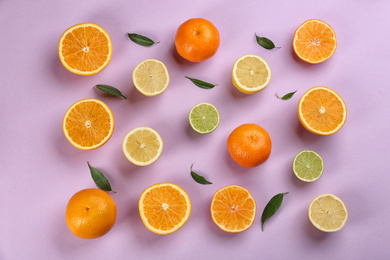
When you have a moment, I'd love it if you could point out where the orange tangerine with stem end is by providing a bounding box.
[227,124,272,167]
[175,18,220,62]
[293,19,337,64]
[66,188,117,239]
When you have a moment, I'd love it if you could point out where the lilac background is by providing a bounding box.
[1,0,389,259]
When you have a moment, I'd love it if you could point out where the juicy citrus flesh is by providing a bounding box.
[227,124,272,167]
[211,185,256,233]
[66,189,117,239]
[63,99,114,150]
[132,59,170,96]
[122,127,163,166]
[309,194,348,232]
[298,86,347,135]
[175,18,220,62]
[293,150,324,182]
[58,23,112,75]
[139,183,191,235]
[189,103,220,134]
[232,54,271,94]
[293,19,337,64]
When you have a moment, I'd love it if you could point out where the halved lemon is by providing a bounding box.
[63,99,114,150]
[132,59,170,96]
[309,194,348,232]
[122,127,163,166]
[58,23,112,75]
[139,183,191,235]
[232,54,271,94]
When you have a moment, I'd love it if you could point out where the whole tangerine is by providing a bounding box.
[227,124,272,168]
[175,18,220,62]
[65,188,117,239]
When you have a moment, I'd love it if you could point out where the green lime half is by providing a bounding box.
[293,150,324,182]
[189,103,220,134]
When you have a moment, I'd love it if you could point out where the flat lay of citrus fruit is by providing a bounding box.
[58,23,112,75]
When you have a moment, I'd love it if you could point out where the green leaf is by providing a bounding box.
[255,34,281,50]
[94,84,127,99]
[275,91,297,100]
[87,162,115,193]
[185,76,218,89]
[190,164,212,184]
[127,33,159,47]
[261,192,288,231]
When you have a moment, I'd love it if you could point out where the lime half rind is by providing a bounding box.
[293,150,324,182]
[189,103,220,134]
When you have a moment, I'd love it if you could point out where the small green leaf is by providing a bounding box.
[275,91,297,100]
[190,164,212,185]
[185,76,218,89]
[87,162,115,193]
[261,192,288,231]
[94,84,127,99]
[127,33,159,47]
[255,34,281,50]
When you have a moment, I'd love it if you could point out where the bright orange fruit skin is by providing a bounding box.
[175,18,220,62]
[227,124,272,168]
[65,189,117,239]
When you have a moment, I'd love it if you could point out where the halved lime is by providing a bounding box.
[293,150,324,182]
[189,103,220,134]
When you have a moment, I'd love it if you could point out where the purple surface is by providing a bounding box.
[1,0,389,259]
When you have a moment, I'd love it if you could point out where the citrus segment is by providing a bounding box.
[63,99,114,150]
[298,86,347,135]
[175,18,220,62]
[211,185,256,233]
[189,103,220,134]
[122,127,163,166]
[139,183,191,235]
[132,59,169,96]
[227,124,272,167]
[58,23,112,75]
[293,150,324,182]
[232,54,271,94]
[309,194,348,232]
[293,19,337,64]
[66,189,117,239]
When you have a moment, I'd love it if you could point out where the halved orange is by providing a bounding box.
[58,23,112,75]
[298,86,347,135]
[63,99,114,150]
[293,19,337,64]
[210,185,256,233]
[139,183,191,235]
